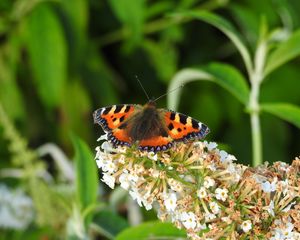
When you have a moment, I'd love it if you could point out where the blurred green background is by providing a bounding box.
[0,0,300,239]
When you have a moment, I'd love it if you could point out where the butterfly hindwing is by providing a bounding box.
[163,110,209,142]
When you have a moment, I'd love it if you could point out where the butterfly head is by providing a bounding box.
[146,98,157,108]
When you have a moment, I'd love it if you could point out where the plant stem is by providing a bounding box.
[249,81,262,166]
[249,40,267,166]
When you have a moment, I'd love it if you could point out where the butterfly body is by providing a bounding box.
[93,101,209,152]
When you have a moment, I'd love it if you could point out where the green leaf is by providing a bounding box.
[92,210,129,239]
[261,103,300,128]
[25,3,67,108]
[59,80,92,147]
[72,135,98,218]
[264,30,300,76]
[173,10,253,74]
[115,221,186,240]
[167,63,249,110]
[59,0,88,71]
[142,39,177,82]
[203,63,249,104]
[0,35,24,119]
[108,0,146,46]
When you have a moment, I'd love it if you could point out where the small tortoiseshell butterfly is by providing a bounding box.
[93,100,209,152]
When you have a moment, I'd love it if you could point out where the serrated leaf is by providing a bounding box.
[25,3,67,108]
[72,135,98,217]
[167,63,249,110]
[115,221,186,240]
[261,103,300,128]
[264,30,300,76]
[92,210,129,239]
[173,10,253,74]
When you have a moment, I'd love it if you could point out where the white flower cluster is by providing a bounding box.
[94,135,300,239]
[0,184,34,230]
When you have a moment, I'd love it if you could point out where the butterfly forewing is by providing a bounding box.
[162,110,209,141]
[93,104,140,146]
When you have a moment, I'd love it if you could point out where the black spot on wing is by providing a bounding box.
[168,123,174,130]
[103,106,112,115]
[192,119,199,130]
[124,105,131,113]
[170,112,176,120]
[179,114,187,124]
[177,128,182,132]
[114,105,123,113]
[120,116,125,122]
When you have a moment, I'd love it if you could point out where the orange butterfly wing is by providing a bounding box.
[163,110,209,141]
[94,103,209,152]
[93,104,140,146]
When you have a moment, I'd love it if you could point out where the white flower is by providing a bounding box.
[205,213,216,221]
[129,187,153,210]
[102,173,115,189]
[101,141,116,153]
[197,187,207,199]
[221,216,232,224]
[207,163,216,171]
[241,220,252,233]
[129,187,143,207]
[0,185,34,230]
[278,179,289,195]
[95,155,106,169]
[148,152,158,161]
[261,178,277,193]
[164,192,177,212]
[281,222,294,238]
[215,188,228,201]
[266,200,275,216]
[167,178,183,192]
[180,212,197,230]
[219,150,228,162]
[206,141,217,151]
[102,161,117,174]
[143,200,153,211]
[119,171,131,190]
[203,176,215,188]
[209,202,220,214]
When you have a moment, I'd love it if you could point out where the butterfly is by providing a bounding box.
[93,100,209,152]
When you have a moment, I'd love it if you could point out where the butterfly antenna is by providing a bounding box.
[153,84,184,102]
[135,75,150,101]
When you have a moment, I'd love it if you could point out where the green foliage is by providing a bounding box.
[25,3,67,109]
[72,134,98,224]
[115,221,186,240]
[264,29,300,76]
[92,210,129,239]
[0,0,300,239]
[261,103,300,128]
